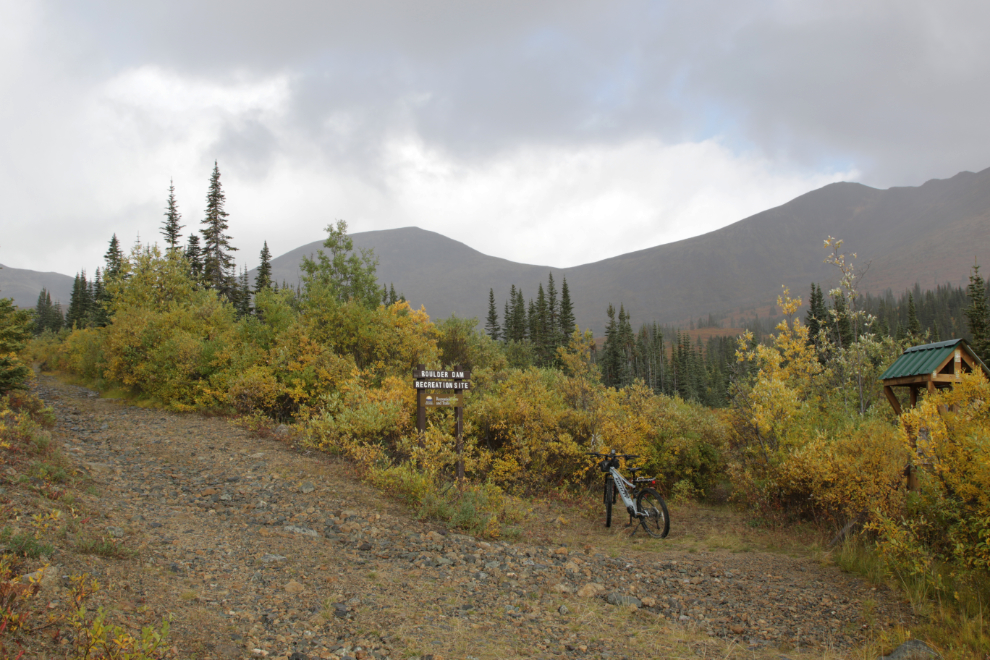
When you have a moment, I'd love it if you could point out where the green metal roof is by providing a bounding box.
[880,338,988,381]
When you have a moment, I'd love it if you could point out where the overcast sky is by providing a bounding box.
[3,1,989,275]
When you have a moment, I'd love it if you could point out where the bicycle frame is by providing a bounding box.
[609,467,640,516]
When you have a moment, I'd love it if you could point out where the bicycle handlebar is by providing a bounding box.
[586,451,640,460]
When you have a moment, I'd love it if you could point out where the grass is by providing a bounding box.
[834,536,990,659]
[1,528,55,559]
[75,534,137,559]
[28,460,69,484]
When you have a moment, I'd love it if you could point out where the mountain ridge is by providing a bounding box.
[5,166,989,335]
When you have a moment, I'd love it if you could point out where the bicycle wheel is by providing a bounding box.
[636,488,670,538]
[604,477,614,528]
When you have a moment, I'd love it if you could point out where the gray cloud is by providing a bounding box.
[2,0,988,275]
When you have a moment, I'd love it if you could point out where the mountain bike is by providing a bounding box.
[587,450,669,538]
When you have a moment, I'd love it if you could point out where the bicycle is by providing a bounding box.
[587,450,670,538]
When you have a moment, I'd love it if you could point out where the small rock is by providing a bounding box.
[106,526,124,538]
[260,554,287,563]
[283,525,319,537]
[552,583,573,594]
[289,653,310,660]
[285,580,305,594]
[730,624,746,635]
[605,592,641,607]
[640,597,656,608]
[300,481,316,494]
[576,583,605,598]
[274,424,290,438]
[558,604,569,615]
[358,542,373,551]
[553,547,569,556]
[880,640,940,660]
[679,614,691,622]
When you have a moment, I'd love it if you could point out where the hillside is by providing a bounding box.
[261,167,990,334]
[0,264,74,310]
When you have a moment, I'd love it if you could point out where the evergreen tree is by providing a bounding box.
[237,266,252,317]
[559,277,575,344]
[0,297,32,395]
[601,304,620,387]
[547,274,559,351]
[33,288,63,334]
[616,305,635,386]
[806,283,824,343]
[965,263,990,360]
[200,161,238,297]
[485,288,500,341]
[66,271,92,329]
[91,268,109,327]
[255,241,273,294]
[104,234,125,281]
[386,283,399,306]
[534,283,550,364]
[161,179,184,250]
[907,293,921,338]
[831,292,853,347]
[185,234,203,282]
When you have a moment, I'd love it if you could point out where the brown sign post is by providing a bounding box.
[414,364,471,480]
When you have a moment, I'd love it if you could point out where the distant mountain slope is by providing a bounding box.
[0,264,74,310]
[261,167,990,334]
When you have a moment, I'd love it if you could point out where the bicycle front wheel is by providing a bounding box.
[636,488,670,538]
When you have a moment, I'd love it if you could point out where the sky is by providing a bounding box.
[3,1,990,275]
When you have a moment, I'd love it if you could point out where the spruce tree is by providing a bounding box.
[104,234,125,280]
[66,272,92,329]
[200,161,237,297]
[185,234,203,282]
[255,241,273,294]
[535,284,549,364]
[237,266,252,317]
[601,304,620,387]
[832,292,853,347]
[33,289,53,335]
[485,288,500,341]
[806,283,822,343]
[547,274,559,350]
[965,263,990,360]
[91,268,109,327]
[162,179,184,250]
[559,277,575,344]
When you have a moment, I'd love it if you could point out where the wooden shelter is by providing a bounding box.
[879,338,990,415]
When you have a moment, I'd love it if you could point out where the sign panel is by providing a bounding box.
[415,380,471,390]
[414,369,471,380]
[425,394,461,407]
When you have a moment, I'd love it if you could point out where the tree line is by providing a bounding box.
[37,162,407,335]
[482,274,575,368]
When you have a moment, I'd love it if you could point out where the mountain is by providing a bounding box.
[5,166,989,334]
[261,168,990,334]
[0,264,74,310]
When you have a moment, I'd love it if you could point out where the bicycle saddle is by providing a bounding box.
[627,466,644,473]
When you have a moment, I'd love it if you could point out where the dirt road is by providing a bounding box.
[23,375,916,659]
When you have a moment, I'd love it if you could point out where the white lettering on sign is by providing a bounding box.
[416,370,467,379]
[415,380,471,390]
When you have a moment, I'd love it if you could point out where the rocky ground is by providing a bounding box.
[5,375,919,659]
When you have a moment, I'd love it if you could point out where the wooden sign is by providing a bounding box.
[414,363,470,481]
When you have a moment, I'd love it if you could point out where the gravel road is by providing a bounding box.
[28,375,916,660]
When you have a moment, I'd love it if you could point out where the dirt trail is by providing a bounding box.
[28,375,916,660]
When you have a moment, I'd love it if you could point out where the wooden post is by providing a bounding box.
[909,385,918,408]
[454,364,464,481]
[416,364,426,446]
[927,377,936,397]
[883,385,902,416]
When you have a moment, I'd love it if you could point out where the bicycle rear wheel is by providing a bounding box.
[604,477,615,528]
[636,488,670,538]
